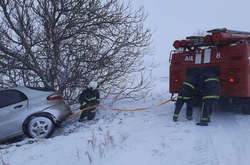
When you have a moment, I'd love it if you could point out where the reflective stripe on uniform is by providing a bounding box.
[81,102,87,106]
[201,117,209,121]
[177,96,191,100]
[90,110,96,113]
[87,97,97,101]
[183,96,191,100]
[204,78,219,82]
[173,114,178,117]
[183,82,195,89]
[202,95,220,99]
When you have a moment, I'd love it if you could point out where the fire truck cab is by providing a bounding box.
[169,28,250,113]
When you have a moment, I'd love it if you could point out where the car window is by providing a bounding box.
[0,89,27,108]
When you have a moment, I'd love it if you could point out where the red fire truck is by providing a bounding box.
[169,28,250,113]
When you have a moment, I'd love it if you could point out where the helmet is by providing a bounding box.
[88,81,98,89]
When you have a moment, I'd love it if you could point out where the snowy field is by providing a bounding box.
[2,0,250,164]
[1,71,250,165]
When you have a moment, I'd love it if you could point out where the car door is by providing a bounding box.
[0,89,28,140]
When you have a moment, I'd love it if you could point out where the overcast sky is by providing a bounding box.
[134,0,250,72]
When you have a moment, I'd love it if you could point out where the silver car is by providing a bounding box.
[0,86,72,143]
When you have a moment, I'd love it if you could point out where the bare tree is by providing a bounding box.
[0,0,152,104]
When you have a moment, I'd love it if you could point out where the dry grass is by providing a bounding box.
[104,130,114,147]
[87,132,97,152]
[120,133,129,143]
[98,144,105,158]
[0,151,9,165]
[75,147,81,160]
[85,151,92,164]
[98,126,103,132]
[84,129,117,162]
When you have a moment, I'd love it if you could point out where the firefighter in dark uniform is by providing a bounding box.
[197,71,220,126]
[173,74,199,122]
[78,81,100,122]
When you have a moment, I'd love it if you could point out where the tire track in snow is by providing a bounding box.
[207,110,250,165]
[192,128,220,165]
[185,107,220,165]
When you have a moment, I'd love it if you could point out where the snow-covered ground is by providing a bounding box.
[1,73,250,165]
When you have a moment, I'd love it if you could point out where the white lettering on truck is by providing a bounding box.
[216,52,221,59]
[185,56,193,61]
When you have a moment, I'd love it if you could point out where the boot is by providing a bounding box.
[173,116,178,122]
[78,117,86,122]
[173,114,178,122]
[87,110,96,120]
[186,116,193,120]
[196,122,208,126]
[78,111,87,122]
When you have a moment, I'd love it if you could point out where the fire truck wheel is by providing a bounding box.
[241,104,250,115]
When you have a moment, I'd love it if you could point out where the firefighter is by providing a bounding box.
[78,81,100,122]
[197,71,220,126]
[173,74,199,122]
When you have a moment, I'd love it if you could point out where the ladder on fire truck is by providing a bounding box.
[207,28,250,35]
[170,28,250,61]
[173,28,250,50]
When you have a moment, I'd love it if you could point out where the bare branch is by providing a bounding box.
[0,0,152,104]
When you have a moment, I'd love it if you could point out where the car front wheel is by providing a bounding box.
[26,115,55,138]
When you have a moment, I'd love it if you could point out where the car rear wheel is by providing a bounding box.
[26,115,55,138]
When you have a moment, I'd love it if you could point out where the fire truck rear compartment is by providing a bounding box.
[170,28,250,114]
